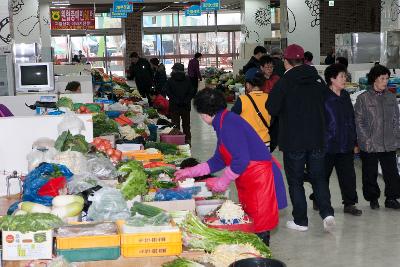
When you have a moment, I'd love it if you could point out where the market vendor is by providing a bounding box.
[65,81,81,93]
[174,88,287,246]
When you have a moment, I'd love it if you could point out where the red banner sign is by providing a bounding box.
[51,8,95,30]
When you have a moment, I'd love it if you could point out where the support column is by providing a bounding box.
[0,1,11,49]
[286,0,320,62]
[39,1,51,62]
[240,0,272,59]
[381,0,400,32]
[12,0,41,44]
[124,12,143,65]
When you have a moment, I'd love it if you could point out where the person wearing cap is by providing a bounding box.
[259,55,280,93]
[150,58,167,96]
[231,67,271,148]
[164,63,195,145]
[270,48,285,77]
[266,44,336,233]
[128,52,153,104]
[243,46,267,74]
[188,53,203,94]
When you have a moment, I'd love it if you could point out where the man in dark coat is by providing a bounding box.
[128,52,153,103]
[243,46,267,74]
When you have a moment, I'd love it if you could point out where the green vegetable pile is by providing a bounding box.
[163,154,190,166]
[145,142,179,155]
[118,161,149,200]
[145,108,159,119]
[93,112,119,137]
[57,97,74,110]
[55,131,89,154]
[162,258,205,267]
[181,213,272,258]
[0,213,64,233]
[130,202,164,217]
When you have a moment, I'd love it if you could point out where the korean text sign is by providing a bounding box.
[51,8,95,30]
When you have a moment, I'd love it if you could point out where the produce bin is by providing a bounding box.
[120,242,182,258]
[160,134,186,145]
[57,246,120,262]
[56,233,120,250]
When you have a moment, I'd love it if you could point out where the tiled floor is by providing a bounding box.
[189,108,400,267]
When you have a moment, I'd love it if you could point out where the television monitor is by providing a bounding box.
[15,62,54,92]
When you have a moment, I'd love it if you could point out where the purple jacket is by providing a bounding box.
[188,58,201,79]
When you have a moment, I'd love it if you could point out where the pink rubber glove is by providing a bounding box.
[174,163,211,181]
[205,167,239,192]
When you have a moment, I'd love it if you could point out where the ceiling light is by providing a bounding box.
[51,1,70,6]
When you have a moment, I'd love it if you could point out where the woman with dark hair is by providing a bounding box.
[336,57,351,82]
[174,88,287,246]
[354,64,400,210]
[231,68,271,148]
[188,52,202,93]
[65,81,81,93]
[323,63,362,215]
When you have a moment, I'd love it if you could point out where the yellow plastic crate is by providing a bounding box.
[117,221,182,246]
[120,242,182,258]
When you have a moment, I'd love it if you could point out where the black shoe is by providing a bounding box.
[385,199,400,209]
[370,200,380,210]
[344,205,362,216]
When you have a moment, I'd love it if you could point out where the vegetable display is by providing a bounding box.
[0,213,64,233]
[180,213,271,258]
[216,200,246,225]
[55,131,89,154]
[145,142,179,155]
[162,258,205,267]
[130,202,164,217]
[145,108,159,119]
[204,244,261,267]
[92,137,122,162]
[57,97,74,110]
[93,113,119,137]
[118,161,148,200]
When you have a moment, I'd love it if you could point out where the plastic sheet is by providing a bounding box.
[32,138,55,149]
[87,188,130,221]
[154,187,201,201]
[67,173,103,194]
[55,222,117,237]
[58,112,85,135]
[126,212,170,227]
[87,155,118,180]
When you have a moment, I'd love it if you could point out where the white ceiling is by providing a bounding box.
[46,0,240,7]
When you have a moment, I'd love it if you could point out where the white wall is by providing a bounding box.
[286,0,320,60]
[13,0,41,44]
[0,1,11,48]
[39,1,52,62]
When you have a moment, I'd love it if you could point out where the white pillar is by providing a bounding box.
[240,0,272,59]
[381,0,400,32]
[0,1,11,48]
[286,0,320,61]
[39,1,52,62]
[12,0,41,44]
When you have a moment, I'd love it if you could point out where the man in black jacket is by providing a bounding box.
[128,52,153,103]
[242,46,267,74]
[164,63,195,145]
[266,44,335,233]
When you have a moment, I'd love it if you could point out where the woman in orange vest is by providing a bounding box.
[231,68,271,148]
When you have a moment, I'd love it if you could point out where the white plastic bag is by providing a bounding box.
[32,137,55,149]
[87,187,130,221]
[58,112,85,135]
[27,147,58,171]
[53,151,88,175]
[68,173,103,194]
[87,155,118,180]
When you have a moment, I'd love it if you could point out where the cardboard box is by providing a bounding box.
[2,230,52,260]
[143,199,196,212]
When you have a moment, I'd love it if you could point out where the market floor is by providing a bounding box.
[189,109,400,267]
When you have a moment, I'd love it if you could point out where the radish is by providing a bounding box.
[52,195,84,207]
[19,202,52,213]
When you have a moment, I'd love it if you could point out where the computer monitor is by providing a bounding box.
[15,62,54,92]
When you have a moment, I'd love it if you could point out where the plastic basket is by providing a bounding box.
[120,242,182,258]
[160,134,186,145]
[57,246,120,262]
[56,233,120,249]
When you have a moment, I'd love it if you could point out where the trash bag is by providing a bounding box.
[87,155,118,180]
[87,187,130,221]
[58,112,85,135]
[154,187,201,201]
[22,163,73,206]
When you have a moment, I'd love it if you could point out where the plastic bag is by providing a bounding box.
[32,137,55,149]
[154,187,201,201]
[58,112,85,135]
[67,173,103,194]
[22,163,73,206]
[126,212,170,227]
[53,151,88,175]
[55,222,117,237]
[87,155,118,180]
[130,114,146,124]
[27,147,58,171]
[87,187,130,221]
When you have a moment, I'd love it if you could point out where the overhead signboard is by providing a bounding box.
[110,8,128,18]
[185,5,201,16]
[113,1,133,13]
[201,0,220,12]
[51,8,95,30]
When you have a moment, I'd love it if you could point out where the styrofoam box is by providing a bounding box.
[2,230,52,260]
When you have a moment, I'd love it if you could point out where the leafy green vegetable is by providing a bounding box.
[181,213,272,258]
[130,202,164,217]
[145,166,176,178]
[162,258,205,267]
[93,112,119,137]
[145,142,179,155]
[118,160,144,174]
[163,154,190,166]
[0,213,64,233]
[54,131,89,153]
[152,180,177,189]
[57,97,74,110]
[145,108,159,119]
[118,161,148,200]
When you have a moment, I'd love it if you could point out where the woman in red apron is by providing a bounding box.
[175,89,287,246]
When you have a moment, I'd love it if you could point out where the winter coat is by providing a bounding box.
[324,88,357,154]
[272,57,285,77]
[243,56,260,74]
[164,71,195,111]
[266,64,326,152]
[354,88,400,152]
[153,64,167,94]
[128,58,153,91]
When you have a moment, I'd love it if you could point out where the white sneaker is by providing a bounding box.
[323,216,336,232]
[286,220,308,232]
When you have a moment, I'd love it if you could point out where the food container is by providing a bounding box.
[160,134,186,145]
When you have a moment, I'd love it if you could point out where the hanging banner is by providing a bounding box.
[201,0,220,11]
[51,8,95,30]
[185,5,201,16]
[113,1,133,13]
[110,9,128,18]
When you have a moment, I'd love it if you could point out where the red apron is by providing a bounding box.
[218,110,279,232]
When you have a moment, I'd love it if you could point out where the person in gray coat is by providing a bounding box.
[354,64,400,210]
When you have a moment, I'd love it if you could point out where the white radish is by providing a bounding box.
[51,202,84,218]
[52,195,84,207]
[18,202,52,213]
